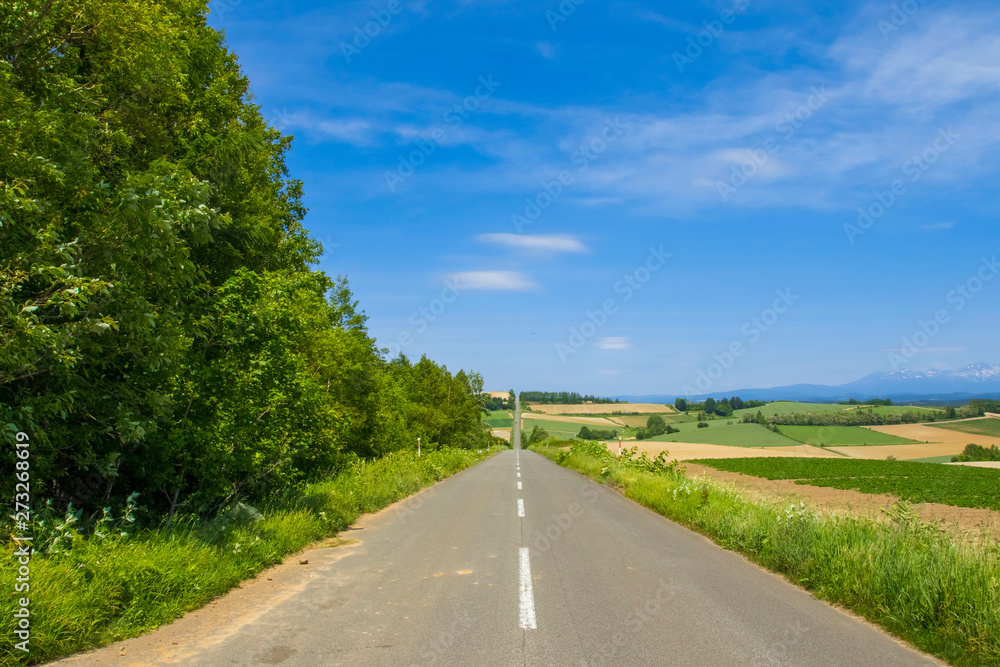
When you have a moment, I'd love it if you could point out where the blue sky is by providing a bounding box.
[208,0,1000,396]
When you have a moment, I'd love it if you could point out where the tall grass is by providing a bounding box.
[532,441,1000,666]
[0,448,495,665]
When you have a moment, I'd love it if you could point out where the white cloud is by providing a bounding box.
[535,41,557,60]
[317,119,375,145]
[595,337,632,350]
[476,233,588,253]
[448,271,538,291]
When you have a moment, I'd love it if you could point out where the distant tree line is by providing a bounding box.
[839,398,894,406]
[675,397,766,416]
[952,444,1000,463]
[765,405,981,427]
[577,426,619,440]
[970,399,1000,413]
[521,391,621,405]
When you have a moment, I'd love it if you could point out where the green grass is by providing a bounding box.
[521,416,621,438]
[690,457,1000,510]
[0,448,495,665]
[731,401,851,420]
[850,405,943,419]
[483,409,513,428]
[778,425,919,447]
[532,442,1000,666]
[909,455,957,464]
[643,421,801,447]
[929,418,1000,438]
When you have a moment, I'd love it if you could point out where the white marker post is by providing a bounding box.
[417,437,421,458]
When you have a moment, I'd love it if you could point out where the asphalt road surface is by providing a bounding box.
[56,447,940,666]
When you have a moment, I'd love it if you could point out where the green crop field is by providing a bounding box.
[731,401,850,420]
[928,417,1000,438]
[849,405,943,419]
[779,425,919,447]
[483,410,513,428]
[520,416,618,438]
[643,422,801,447]
[691,457,1000,510]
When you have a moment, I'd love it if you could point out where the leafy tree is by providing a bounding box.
[704,397,717,415]
[0,0,491,522]
[674,398,687,412]
[646,414,667,437]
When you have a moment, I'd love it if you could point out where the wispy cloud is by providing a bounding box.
[920,221,955,232]
[317,119,376,145]
[448,271,538,291]
[476,233,588,253]
[595,337,632,350]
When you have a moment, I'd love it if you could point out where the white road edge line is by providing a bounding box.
[519,547,537,630]
[518,481,522,490]
[517,499,525,517]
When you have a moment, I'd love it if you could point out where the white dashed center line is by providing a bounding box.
[517,499,525,517]
[517,481,522,490]
[519,547,537,630]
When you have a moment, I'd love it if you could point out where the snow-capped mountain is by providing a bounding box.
[842,364,1000,396]
[622,364,1000,403]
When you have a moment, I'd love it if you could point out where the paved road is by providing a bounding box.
[57,448,939,666]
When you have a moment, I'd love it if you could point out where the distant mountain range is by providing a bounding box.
[618,363,1000,404]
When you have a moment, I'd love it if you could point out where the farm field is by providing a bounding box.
[521,413,622,427]
[731,402,850,419]
[929,417,1000,438]
[615,413,698,428]
[595,441,840,461]
[527,402,674,414]
[483,409,513,428]
[845,405,943,419]
[779,425,919,447]
[643,421,801,447]
[830,443,967,460]
[866,423,1000,447]
[521,415,619,438]
[691,457,1000,510]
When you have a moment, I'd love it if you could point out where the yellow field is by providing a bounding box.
[829,443,968,460]
[600,441,841,461]
[521,413,621,427]
[527,403,674,415]
[864,423,1000,447]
